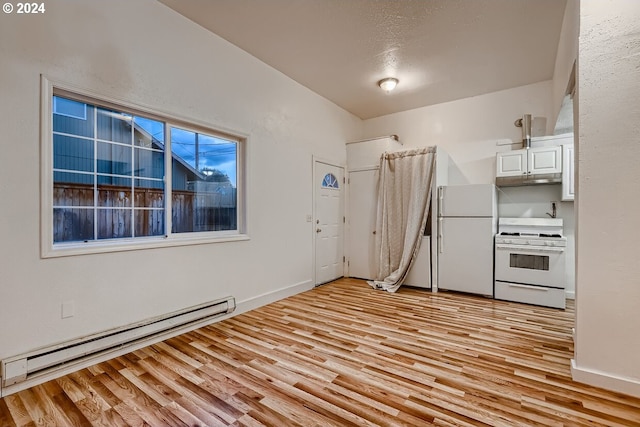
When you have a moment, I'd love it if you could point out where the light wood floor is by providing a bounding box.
[1,278,640,426]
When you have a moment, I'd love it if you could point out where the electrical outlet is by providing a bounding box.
[62,301,75,319]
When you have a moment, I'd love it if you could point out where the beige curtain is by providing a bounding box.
[368,147,436,292]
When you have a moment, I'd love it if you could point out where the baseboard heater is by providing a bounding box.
[1,296,235,394]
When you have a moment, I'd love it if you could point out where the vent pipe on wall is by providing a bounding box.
[514,114,532,149]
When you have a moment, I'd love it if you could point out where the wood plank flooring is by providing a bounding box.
[2,277,640,426]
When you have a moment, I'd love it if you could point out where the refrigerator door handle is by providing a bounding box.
[437,186,444,217]
[438,217,443,253]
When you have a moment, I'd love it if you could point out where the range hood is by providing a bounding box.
[495,173,562,187]
[496,115,563,187]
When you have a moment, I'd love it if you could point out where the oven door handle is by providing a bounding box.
[495,244,565,253]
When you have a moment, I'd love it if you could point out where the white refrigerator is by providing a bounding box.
[437,184,497,296]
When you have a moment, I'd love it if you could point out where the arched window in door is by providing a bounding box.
[321,173,339,189]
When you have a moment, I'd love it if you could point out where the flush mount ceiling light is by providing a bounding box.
[378,77,399,92]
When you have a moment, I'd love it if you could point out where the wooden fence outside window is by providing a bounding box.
[53,183,236,242]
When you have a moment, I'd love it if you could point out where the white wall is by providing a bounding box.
[0,0,361,361]
[572,0,640,397]
[362,81,553,184]
[549,0,579,134]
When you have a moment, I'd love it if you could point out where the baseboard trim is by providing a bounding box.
[234,279,313,315]
[571,359,640,398]
[565,290,575,300]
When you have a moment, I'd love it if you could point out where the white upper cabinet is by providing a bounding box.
[562,144,575,201]
[496,150,527,177]
[496,146,562,178]
[527,146,562,175]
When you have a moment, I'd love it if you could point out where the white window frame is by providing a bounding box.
[41,76,248,258]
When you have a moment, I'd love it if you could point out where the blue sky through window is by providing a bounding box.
[134,119,237,186]
[170,127,237,186]
[134,117,164,143]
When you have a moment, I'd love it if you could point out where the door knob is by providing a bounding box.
[316,228,322,233]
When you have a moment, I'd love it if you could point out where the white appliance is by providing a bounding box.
[494,218,567,309]
[437,184,497,296]
[404,236,431,288]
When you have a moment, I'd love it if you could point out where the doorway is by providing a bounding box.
[347,168,378,280]
[313,159,345,285]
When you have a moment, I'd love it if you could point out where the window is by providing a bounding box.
[322,173,339,189]
[53,100,166,242]
[170,127,237,233]
[53,96,87,120]
[43,79,246,256]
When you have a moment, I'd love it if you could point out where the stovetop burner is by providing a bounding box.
[499,232,563,238]
[498,217,564,238]
[496,217,565,246]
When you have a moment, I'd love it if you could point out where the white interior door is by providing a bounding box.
[347,168,378,279]
[314,161,345,285]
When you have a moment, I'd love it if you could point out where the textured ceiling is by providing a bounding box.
[158,0,567,119]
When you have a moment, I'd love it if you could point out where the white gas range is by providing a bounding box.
[494,218,567,309]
